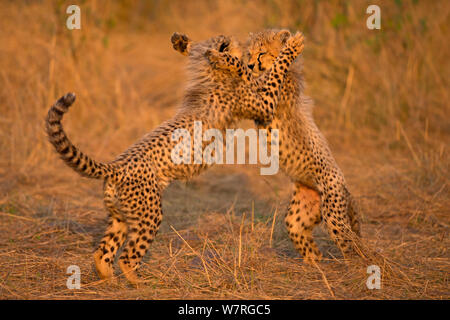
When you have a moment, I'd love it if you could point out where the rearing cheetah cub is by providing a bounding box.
[205,29,361,261]
[45,32,304,284]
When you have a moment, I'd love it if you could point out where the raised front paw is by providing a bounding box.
[205,49,237,71]
[285,31,305,55]
[171,32,191,55]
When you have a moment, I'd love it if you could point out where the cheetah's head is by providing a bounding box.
[245,29,291,77]
[171,32,242,61]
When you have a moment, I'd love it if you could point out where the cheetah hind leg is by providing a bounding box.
[93,216,127,281]
[347,196,361,237]
[118,181,163,286]
[285,183,322,263]
[93,183,128,281]
[320,187,357,258]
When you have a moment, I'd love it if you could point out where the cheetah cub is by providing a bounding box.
[45,32,305,284]
[215,29,361,261]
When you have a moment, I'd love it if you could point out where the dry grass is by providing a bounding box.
[0,0,448,299]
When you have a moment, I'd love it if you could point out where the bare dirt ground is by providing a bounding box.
[0,1,448,299]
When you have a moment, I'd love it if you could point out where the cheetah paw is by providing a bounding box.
[171,32,191,55]
[285,32,305,55]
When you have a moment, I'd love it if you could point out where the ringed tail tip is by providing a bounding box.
[58,92,76,107]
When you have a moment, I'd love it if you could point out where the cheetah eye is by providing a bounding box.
[218,42,230,52]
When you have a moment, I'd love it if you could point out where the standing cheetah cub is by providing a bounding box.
[213,29,361,261]
[45,32,305,284]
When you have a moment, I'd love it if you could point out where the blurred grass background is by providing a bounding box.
[0,0,448,299]
[0,0,448,184]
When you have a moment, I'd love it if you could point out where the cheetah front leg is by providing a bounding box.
[285,183,322,262]
[206,32,305,124]
[205,49,252,82]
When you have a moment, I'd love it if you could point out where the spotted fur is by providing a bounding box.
[45,32,305,284]
[217,29,361,261]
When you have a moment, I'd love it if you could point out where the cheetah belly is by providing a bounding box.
[269,118,318,189]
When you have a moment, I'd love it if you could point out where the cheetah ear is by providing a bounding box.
[171,32,192,56]
[274,29,291,45]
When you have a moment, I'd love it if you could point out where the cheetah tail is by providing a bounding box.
[45,93,114,180]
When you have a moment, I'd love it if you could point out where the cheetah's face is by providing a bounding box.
[246,29,291,77]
